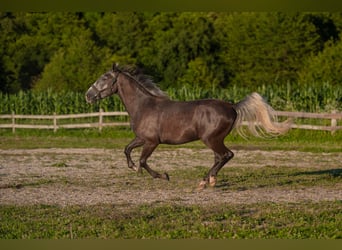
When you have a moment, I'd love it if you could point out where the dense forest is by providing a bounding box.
[0,12,341,114]
[1,12,342,93]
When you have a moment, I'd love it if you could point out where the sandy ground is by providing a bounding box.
[0,148,341,207]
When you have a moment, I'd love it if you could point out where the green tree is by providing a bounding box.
[139,12,220,88]
[1,11,342,95]
[214,12,321,87]
[35,29,113,92]
[299,39,342,85]
[178,57,220,90]
[95,12,151,57]
[0,12,90,93]
[0,12,34,92]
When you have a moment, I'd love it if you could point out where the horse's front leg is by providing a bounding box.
[124,137,145,173]
[139,142,169,181]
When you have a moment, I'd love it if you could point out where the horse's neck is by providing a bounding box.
[117,78,152,116]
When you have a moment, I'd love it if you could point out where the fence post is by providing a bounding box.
[99,108,103,132]
[11,111,15,133]
[53,112,57,133]
[331,110,337,135]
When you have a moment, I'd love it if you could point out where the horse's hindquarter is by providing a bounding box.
[196,100,237,139]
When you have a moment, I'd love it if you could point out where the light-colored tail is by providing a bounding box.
[233,92,291,138]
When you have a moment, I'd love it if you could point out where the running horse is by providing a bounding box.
[86,64,290,189]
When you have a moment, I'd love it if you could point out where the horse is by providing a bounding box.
[86,64,290,189]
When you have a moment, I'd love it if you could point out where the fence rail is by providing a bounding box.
[0,109,341,134]
[274,110,341,134]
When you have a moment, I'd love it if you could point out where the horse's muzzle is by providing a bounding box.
[85,88,97,104]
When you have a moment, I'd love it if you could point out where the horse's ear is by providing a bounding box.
[112,62,119,72]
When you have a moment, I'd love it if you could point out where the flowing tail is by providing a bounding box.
[233,92,291,138]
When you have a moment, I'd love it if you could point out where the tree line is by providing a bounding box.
[1,12,342,94]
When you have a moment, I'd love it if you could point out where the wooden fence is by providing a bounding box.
[275,110,341,134]
[0,110,129,133]
[0,109,341,134]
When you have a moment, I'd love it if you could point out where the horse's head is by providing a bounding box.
[85,63,120,104]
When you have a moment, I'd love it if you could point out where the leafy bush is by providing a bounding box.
[299,39,342,86]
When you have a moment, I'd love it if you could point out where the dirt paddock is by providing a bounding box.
[0,148,341,208]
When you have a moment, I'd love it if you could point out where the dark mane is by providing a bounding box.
[119,65,169,99]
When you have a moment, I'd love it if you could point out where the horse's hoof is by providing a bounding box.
[197,180,207,191]
[162,172,170,181]
[129,165,137,171]
[137,167,143,174]
[209,176,217,187]
[129,165,142,174]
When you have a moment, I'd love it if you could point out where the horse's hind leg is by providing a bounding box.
[124,137,145,173]
[199,140,234,189]
[139,142,169,181]
[209,149,234,186]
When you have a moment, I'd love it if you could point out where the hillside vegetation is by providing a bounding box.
[1,12,341,115]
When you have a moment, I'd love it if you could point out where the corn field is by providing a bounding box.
[0,82,341,115]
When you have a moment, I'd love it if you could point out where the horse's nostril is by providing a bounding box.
[85,93,92,102]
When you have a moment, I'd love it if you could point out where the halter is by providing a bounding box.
[90,71,120,100]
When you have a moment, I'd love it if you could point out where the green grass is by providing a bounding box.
[0,127,341,152]
[0,202,341,239]
[216,166,342,191]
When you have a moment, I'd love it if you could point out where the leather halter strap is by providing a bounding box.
[90,71,119,100]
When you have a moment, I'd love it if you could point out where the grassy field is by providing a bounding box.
[0,127,341,152]
[0,128,341,239]
[1,202,341,239]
